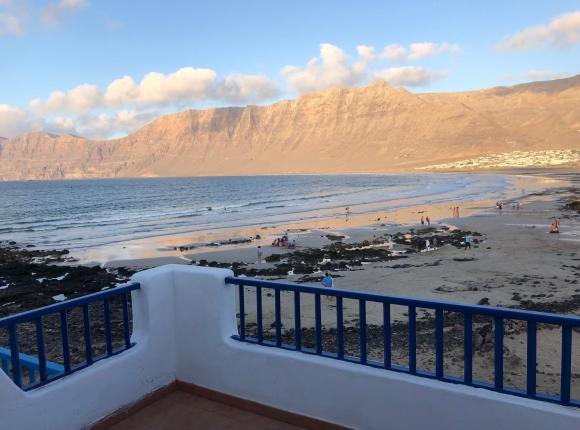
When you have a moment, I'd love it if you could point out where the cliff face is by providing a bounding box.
[1,76,579,180]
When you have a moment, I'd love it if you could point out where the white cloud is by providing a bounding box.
[502,70,570,82]
[30,66,280,115]
[381,44,407,61]
[282,43,371,94]
[42,0,89,27]
[216,74,281,103]
[0,105,42,138]
[379,42,459,62]
[497,10,580,51]
[137,67,217,105]
[30,84,101,114]
[373,66,447,87]
[408,42,459,60]
[43,109,160,139]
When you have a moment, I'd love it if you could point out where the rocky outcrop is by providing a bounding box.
[1,76,579,180]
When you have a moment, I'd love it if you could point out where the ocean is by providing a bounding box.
[0,174,512,254]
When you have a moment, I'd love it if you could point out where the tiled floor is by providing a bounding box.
[108,390,304,430]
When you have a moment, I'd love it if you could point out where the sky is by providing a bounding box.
[1,0,579,139]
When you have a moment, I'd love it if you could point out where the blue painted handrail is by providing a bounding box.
[225,276,580,408]
[0,283,140,391]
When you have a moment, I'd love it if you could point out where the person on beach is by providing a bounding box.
[257,245,263,262]
[425,239,431,251]
[322,272,334,288]
[421,216,425,225]
[345,207,350,222]
[549,219,560,234]
[426,216,431,226]
[464,234,472,250]
[432,236,438,250]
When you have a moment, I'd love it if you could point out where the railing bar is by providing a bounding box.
[82,303,93,365]
[561,324,572,404]
[0,283,141,328]
[103,299,113,356]
[122,292,131,348]
[294,291,301,351]
[383,303,391,369]
[60,310,71,374]
[35,317,47,382]
[337,297,344,359]
[527,321,537,396]
[494,316,504,390]
[359,300,367,364]
[275,289,282,347]
[8,324,22,387]
[223,277,580,326]
[256,287,263,344]
[435,309,444,379]
[464,313,473,385]
[409,305,416,374]
[238,285,246,340]
[315,294,322,355]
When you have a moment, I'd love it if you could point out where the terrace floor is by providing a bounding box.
[107,390,304,430]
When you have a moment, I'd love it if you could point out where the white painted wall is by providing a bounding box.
[0,266,178,430]
[1,264,579,430]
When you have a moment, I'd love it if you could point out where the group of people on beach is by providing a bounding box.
[271,235,296,248]
[451,206,460,217]
[420,215,431,226]
[549,219,561,234]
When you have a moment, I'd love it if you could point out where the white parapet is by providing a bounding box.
[1,264,579,430]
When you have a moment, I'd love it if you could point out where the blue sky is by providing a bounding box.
[1,0,579,138]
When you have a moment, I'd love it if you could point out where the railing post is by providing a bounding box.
[103,299,113,356]
[561,324,572,404]
[35,317,47,382]
[60,310,71,374]
[527,321,537,397]
[464,313,473,385]
[274,289,282,347]
[8,324,22,388]
[294,291,301,351]
[315,294,322,355]
[238,285,246,340]
[408,305,416,374]
[383,302,391,369]
[256,287,263,344]
[122,292,131,348]
[494,317,504,391]
[359,300,367,364]
[435,309,444,379]
[82,303,93,365]
[336,296,344,359]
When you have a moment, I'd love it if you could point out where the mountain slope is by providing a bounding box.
[1,77,579,180]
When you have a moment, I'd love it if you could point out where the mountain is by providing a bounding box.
[1,76,579,180]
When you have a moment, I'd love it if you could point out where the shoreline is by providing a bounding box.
[76,171,559,267]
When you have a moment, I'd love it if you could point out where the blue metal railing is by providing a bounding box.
[225,276,580,407]
[0,283,140,391]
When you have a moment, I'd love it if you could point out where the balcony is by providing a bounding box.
[1,265,579,430]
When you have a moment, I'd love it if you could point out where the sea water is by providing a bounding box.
[0,174,512,252]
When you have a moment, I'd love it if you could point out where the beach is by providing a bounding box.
[1,170,578,397]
